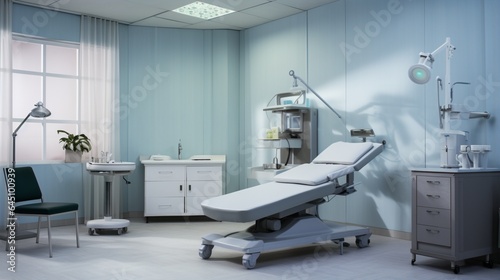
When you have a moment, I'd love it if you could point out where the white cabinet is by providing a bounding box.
[185,166,223,214]
[143,159,225,220]
[144,165,185,216]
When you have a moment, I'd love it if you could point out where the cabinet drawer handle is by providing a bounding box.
[197,171,213,174]
[426,229,440,234]
[179,185,183,191]
[426,210,440,215]
[158,171,173,174]
[426,194,441,199]
[189,184,192,191]
[426,180,441,185]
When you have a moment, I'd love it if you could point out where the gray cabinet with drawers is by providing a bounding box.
[411,169,500,274]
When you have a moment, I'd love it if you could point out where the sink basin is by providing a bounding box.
[86,162,136,172]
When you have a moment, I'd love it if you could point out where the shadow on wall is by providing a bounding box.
[341,90,430,231]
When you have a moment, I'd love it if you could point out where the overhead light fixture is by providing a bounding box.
[12,101,51,168]
[173,1,235,20]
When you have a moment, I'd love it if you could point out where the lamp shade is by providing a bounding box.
[30,101,51,118]
[408,63,431,84]
[408,52,433,85]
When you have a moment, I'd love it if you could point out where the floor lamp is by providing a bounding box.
[12,101,51,168]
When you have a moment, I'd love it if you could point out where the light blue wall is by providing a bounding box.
[4,0,500,235]
[239,12,308,187]
[122,27,240,212]
[240,0,500,233]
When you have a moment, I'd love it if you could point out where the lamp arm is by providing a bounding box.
[429,38,450,58]
[289,70,342,119]
[13,113,32,137]
[12,113,31,168]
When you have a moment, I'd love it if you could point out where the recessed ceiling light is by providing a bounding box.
[173,1,235,20]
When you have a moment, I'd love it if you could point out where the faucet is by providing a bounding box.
[178,139,182,160]
[101,151,113,163]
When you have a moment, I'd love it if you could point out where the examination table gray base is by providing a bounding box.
[200,215,371,269]
[199,142,383,269]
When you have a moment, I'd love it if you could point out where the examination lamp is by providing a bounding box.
[408,52,434,84]
[408,38,453,86]
[408,38,455,131]
[289,70,342,119]
[12,101,51,168]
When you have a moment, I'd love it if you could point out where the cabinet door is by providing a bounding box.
[145,181,185,216]
[185,181,222,214]
[185,197,205,214]
[186,180,222,197]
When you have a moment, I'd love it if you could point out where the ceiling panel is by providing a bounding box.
[241,2,302,20]
[14,0,339,30]
[132,17,190,29]
[275,0,339,10]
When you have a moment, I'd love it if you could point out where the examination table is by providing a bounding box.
[199,141,384,269]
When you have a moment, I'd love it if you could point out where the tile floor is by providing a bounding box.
[1,218,499,280]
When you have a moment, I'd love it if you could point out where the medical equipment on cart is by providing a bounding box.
[85,161,135,235]
[199,141,384,269]
[408,37,490,168]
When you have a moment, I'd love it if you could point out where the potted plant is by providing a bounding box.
[57,130,92,163]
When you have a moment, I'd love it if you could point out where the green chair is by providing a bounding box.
[3,167,80,257]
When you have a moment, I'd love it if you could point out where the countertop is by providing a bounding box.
[411,167,500,173]
[141,155,226,165]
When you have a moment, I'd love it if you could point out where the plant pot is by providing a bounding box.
[65,150,83,163]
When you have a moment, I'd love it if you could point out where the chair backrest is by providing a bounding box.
[3,167,43,203]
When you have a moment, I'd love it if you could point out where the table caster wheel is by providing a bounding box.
[484,261,494,269]
[199,245,213,259]
[117,228,123,235]
[242,253,260,269]
[355,237,370,248]
[88,228,96,236]
[453,266,460,274]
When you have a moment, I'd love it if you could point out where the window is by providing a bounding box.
[12,36,80,163]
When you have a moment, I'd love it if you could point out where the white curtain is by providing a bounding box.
[80,16,121,222]
[0,0,12,167]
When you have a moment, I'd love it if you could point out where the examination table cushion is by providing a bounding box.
[201,181,337,223]
[312,141,373,165]
[273,164,353,185]
[201,141,384,223]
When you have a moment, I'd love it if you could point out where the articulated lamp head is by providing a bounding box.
[408,52,434,84]
[30,101,51,118]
